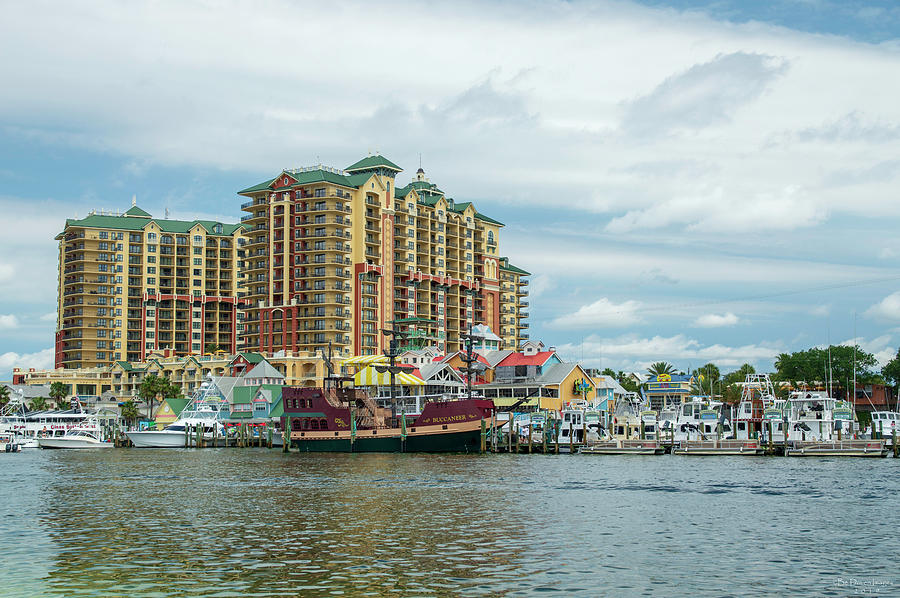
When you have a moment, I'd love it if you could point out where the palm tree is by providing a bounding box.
[119,400,140,428]
[49,382,69,409]
[648,362,676,377]
[28,396,49,411]
[0,385,9,409]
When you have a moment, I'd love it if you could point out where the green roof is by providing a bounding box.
[475,212,504,226]
[164,398,190,416]
[113,361,133,371]
[62,213,243,237]
[232,386,255,405]
[229,411,252,419]
[268,398,284,419]
[236,352,265,365]
[345,154,402,173]
[448,201,472,214]
[125,205,151,217]
[500,259,530,276]
[238,169,379,197]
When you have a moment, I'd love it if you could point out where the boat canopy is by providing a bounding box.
[341,354,389,367]
[353,365,425,386]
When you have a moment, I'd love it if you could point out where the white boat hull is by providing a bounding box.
[126,430,192,448]
[38,437,111,449]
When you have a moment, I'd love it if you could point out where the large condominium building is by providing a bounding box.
[238,154,529,357]
[56,204,247,369]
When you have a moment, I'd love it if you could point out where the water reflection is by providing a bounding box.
[0,450,895,596]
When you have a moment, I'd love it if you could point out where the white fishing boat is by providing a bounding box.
[659,397,733,443]
[37,426,112,449]
[1,432,22,453]
[0,399,118,447]
[866,411,900,445]
[126,377,227,448]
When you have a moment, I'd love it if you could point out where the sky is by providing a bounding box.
[2,0,900,379]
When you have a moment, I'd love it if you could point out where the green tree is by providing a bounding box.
[647,362,675,377]
[722,363,756,386]
[139,375,168,420]
[0,385,9,409]
[774,345,879,392]
[138,375,182,419]
[28,396,49,411]
[721,383,743,404]
[119,400,140,427]
[881,348,900,395]
[49,382,70,409]
[601,368,616,378]
[204,343,222,354]
[615,371,640,393]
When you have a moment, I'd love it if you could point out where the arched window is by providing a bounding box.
[487,230,494,244]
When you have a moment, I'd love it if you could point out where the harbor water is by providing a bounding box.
[2,450,897,597]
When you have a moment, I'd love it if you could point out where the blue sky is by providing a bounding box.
[2,0,900,378]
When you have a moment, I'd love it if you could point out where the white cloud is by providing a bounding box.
[527,273,554,300]
[621,52,788,136]
[865,291,900,321]
[693,312,739,328]
[0,0,899,232]
[810,304,831,317]
[0,348,54,378]
[39,312,56,322]
[549,298,642,328]
[556,333,782,370]
[0,314,19,330]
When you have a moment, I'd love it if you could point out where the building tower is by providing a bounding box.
[55,206,246,369]
[237,154,529,357]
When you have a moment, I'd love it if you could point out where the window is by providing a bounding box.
[99,231,109,240]
[148,232,157,241]
[193,258,202,265]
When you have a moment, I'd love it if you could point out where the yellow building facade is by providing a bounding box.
[238,155,529,357]
[56,204,246,369]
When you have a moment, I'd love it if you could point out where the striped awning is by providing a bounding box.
[353,365,425,386]
[341,354,389,366]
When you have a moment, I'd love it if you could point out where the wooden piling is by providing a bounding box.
[528,422,533,454]
[480,418,486,454]
[782,418,788,457]
[184,424,189,448]
[514,422,519,453]
[282,417,290,453]
[893,425,898,459]
[507,417,513,453]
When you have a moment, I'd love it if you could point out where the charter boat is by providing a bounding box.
[732,374,778,441]
[282,383,494,453]
[581,394,664,455]
[38,426,112,449]
[0,400,117,447]
[866,411,899,445]
[126,379,227,448]
[659,397,733,443]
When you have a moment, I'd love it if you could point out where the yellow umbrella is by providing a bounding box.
[341,354,389,367]
[353,365,425,386]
